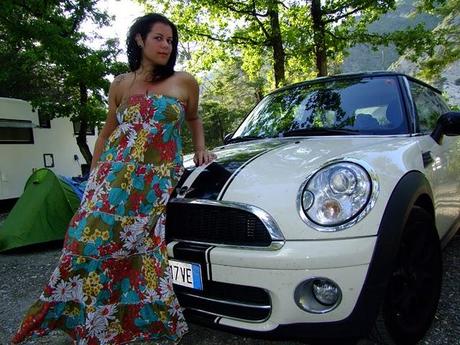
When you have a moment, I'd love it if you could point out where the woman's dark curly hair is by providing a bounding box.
[126,13,178,81]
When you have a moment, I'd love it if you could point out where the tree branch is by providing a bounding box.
[323,5,367,24]
[276,0,289,10]
[185,29,266,46]
[325,29,345,40]
[221,0,269,17]
[323,0,375,15]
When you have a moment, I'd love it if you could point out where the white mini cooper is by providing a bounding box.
[165,72,460,344]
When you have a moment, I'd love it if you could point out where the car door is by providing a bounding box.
[407,79,460,240]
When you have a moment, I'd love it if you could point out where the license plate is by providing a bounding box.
[169,259,203,290]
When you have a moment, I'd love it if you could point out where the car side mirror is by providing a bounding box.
[431,111,460,145]
[223,132,234,145]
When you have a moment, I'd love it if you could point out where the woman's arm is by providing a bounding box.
[90,76,123,171]
[182,73,215,166]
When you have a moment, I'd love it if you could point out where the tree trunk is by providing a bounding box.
[76,82,93,166]
[311,0,328,76]
[268,1,286,87]
[255,88,264,102]
[216,114,224,143]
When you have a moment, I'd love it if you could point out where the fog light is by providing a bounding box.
[294,277,342,314]
[312,278,339,306]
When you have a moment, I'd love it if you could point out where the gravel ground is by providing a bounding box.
[0,212,458,345]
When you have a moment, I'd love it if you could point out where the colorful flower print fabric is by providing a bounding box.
[13,94,188,345]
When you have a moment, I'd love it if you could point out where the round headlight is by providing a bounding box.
[300,161,374,229]
[329,168,357,194]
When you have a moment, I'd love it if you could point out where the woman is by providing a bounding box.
[13,13,214,345]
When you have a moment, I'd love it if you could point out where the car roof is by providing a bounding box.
[272,71,442,96]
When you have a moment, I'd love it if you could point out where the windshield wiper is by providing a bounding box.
[280,128,359,137]
[226,135,266,143]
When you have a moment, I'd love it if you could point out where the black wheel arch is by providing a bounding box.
[345,170,436,336]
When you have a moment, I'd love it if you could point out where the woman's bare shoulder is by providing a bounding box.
[110,72,135,105]
[112,72,135,88]
[174,71,198,85]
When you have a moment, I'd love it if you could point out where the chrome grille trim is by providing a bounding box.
[171,239,284,251]
[184,307,271,324]
[169,198,285,242]
[181,291,271,309]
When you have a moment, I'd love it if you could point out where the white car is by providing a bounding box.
[166,72,460,344]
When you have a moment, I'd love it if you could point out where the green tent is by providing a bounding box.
[0,168,80,252]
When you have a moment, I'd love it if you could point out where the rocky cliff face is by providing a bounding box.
[343,1,459,108]
[389,13,460,108]
[389,59,460,107]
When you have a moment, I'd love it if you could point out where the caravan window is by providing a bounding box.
[38,109,51,128]
[73,121,96,136]
[0,119,34,144]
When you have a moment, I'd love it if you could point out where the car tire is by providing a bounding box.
[370,206,442,345]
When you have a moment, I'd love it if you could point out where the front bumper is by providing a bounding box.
[167,236,377,333]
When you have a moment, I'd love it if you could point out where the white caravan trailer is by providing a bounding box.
[0,97,97,204]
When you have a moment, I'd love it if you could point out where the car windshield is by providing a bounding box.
[231,76,407,140]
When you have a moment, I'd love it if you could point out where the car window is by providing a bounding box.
[409,81,448,133]
[232,76,407,139]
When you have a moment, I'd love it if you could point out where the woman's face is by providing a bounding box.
[140,22,173,67]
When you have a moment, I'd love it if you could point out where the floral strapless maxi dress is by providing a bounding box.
[13,94,189,345]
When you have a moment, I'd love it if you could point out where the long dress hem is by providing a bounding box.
[12,94,189,345]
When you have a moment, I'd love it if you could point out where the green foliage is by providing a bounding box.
[0,0,126,163]
[414,0,460,80]
[135,0,424,149]
[388,23,437,58]
[366,0,459,81]
[137,0,457,149]
[341,0,438,73]
[138,0,403,82]
[181,59,260,153]
[138,0,282,86]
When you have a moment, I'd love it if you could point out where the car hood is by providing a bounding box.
[174,136,422,240]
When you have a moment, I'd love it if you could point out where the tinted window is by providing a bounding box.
[232,76,407,138]
[409,81,448,133]
[0,119,34,144]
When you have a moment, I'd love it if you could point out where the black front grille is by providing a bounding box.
[166,201,272,246]
[174,281,271,322]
